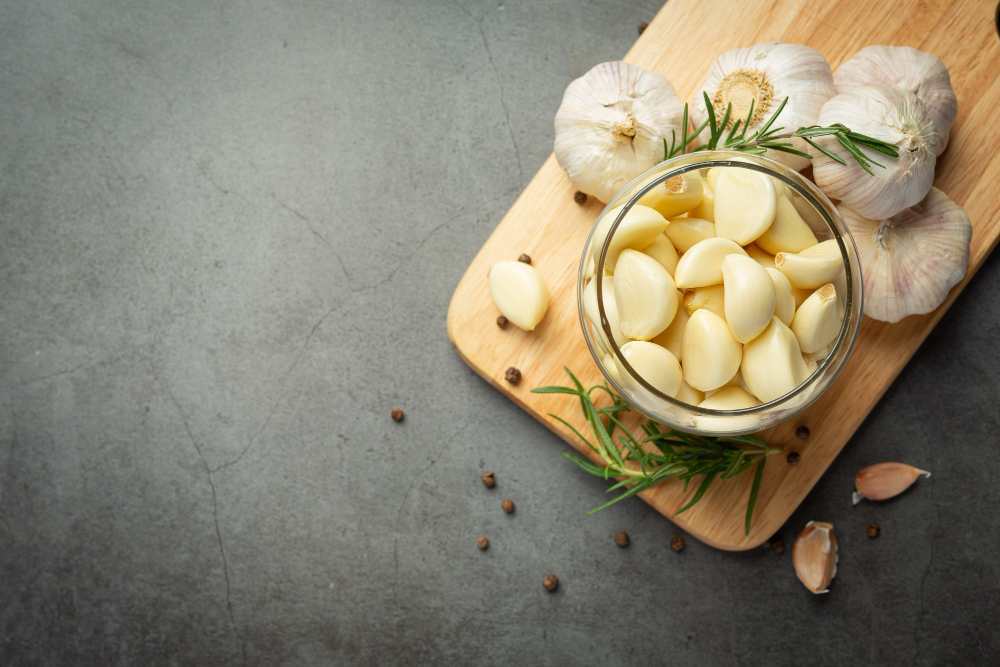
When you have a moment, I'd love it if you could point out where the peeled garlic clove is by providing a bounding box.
[675,379,705,406]
[584,255,596,280]
[681,309,742,392]
[583,276,625,347]
[791,286,812,310]
[689,185,715,222]
[488,261,549,331]
[554,61,685,204]
[793,522,838,594]
[682,285,726,320]
[834,46,956,155]
[743,242,775,269]
[666,217,716,253]
[602,353,623,385]
[741,316,809,403]
[755,192,819,254]
[673,238,748,288]
[613,249,679,340]
[776,239,844,289]
[713,168,777,246]
[634,171,705,219]
[767,268,796,326]
[650,295,688,361]
[591,204,669,272]
[814,84,937,220]
[643,233,679,276]
[699,386,759,410]
[722,255,776,344]
[839,189,971,323]
[853,462,930,505]
[616,340,683,398]
[790,284,841,353]
[590,322,609,356]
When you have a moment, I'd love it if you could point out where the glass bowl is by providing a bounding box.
[577,151,863,435]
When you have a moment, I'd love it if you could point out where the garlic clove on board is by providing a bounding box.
[673,238,748,288]
[793,522,838,594]
[790,284,841,354]
[699,386,759,410]
[775,239,844,289]
[767,268,796,326]
[690,42,835,171]
[834,45,957,155]
[643,233,679,276]
[666,217,716,253]
[682,285,726,320]
[615,340,683,398]
[631,171,705,219]
[755,192,819,254]
[853,462,931,505]
[613,249,679,340]
[681,309,742,392]
[813,84,938,220]
[741,316,809,403]
[591,204,669,272]
[743,242,776,270]
[839,189,971,323]
[650,295,688,361]
[722,255,776,344]
[488,261,550,331]
[713,168,777,246]
[555,61,685,203]
[583,275,626,348]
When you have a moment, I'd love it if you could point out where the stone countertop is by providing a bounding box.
[1,0,998,664]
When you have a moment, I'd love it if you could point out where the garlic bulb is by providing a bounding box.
[666,217,715,253]
[690,42,835,171]
[834,46,956,155]
[616,341,683,398]
[682,285,726,320]
[839,188,971,323]
[766,268,796,326]
[790,284,840,353]
[682,309,742,392]
[555,61,685,203]
[613,249,679,340]
[722,255,776,344]
[741,316,809,402]
[775,239,844,289]
[674,238,748,288]
[713,167,776,245]
[591,204,669,272]
[813,84,938,220]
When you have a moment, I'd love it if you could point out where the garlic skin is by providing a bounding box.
[741,316,809,403]
[555,61,685,203]
[666,217,716,253]
[813,84,938,220]
[643,233,679,276]
[793,522,838,594]
[616,341,683,398]
[651,296,688,361]
[690,43,835,171]
[744,243,775,270]
[853,462,930,505]
[682,285,726,320]
[613,249,679,340]
[790,284,841,353]
[591,204,669,272]
[722,255,776,344]
[839,189,971,323]
[674,238,748,288]
[632,171,705,220]
[682,309,742,392]
[583,276,625,348]
[755,192,818,254]
[713,168,777,245]
[767,268,796,326]
[776,239,844,289]
[699,386,759,410]
[834,46,956,155]
[488,261,549,331]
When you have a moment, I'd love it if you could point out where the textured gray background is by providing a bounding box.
[1,0,998,665]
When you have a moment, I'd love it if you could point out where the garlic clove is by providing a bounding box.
[583,275,625,348]
[722,255,776,343]
[673,238,748,288]
[775,239,844,289]
[488,261,550,331]
[791,286,812,310]
[741,316,809,403]
[793,522,838,594]
[853,462,930,505]
[590,322,609,356]
[813,84,937,220]
[755,192,819,254]
[584,255,596,280]
[699,386,759,410]
[555,61,685,204]
[666,217,716,253]
[633,171,705,219]
[613,249,679,340]
[790,284,841,353]
[743,242,776,270]
[616,340,683,398]
[591,204,669,272]
[834,46,956,155]
[767,268,796,326]
[713,167,777,245]
[800,352,817,377]
[602,353,623,385]
[643,233,679,276]
[682,285,726,320]
[839,189,971,323]
[650,295,688,361]
[681,309,742,392]
[674,379,705,406]
[689,185,715,222]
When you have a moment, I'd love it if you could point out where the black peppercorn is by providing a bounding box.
[670,535,684,552]
[496,315,508,329]
[542,574,558,591]
[481,471,496,488]
[772,539,785,554]
[796,425,810,440]
[574,191,587,205]
[637,21,649,34]
[390,408,404,422]
[505,367,521,384]
[518,253,532,264]
[501,498,515,513]
[867,522,881,539]
[614,531,629,547]
[787,451,801,466]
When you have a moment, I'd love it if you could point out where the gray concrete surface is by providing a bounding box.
[1,0,998,665]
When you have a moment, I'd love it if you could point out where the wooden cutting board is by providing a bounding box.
[447,0,1000,550]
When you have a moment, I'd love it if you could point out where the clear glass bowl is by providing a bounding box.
[578,151,863,435]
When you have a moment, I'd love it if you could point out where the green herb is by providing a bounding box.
[663,93,899,176]
[532,368,780,535]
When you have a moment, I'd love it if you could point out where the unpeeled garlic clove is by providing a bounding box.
[853,462,930,505]
[775,239,844,289]
[722,255,776,344]
[650,295,688,361]
[615,340,683,398]
[744,242,776,269]
[699,386,759,410]
[790,284,841,353]
[643,233,679,276]
[583,276,625,348]
[591,204,669,272]
[793,522,838,594]
[681,309,742,392]
[666,217,716,253]
[613,249,678,340]
[635,171,705,219]
[713,167,777,246]
[741,316,809,403]
[755,192,819,254]
[674,379,705,406]
[682,285,726,320]
[488,261,550,331]
[673,238,748,288]
[767,268,796,326]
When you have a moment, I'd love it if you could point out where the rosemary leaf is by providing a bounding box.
[745,456,766,535]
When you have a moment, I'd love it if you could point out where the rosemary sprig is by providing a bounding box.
[663,93,899,176]
[532,368,780,535]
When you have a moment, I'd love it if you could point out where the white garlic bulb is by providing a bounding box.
[488,261,549,331]
[555,61,685,203]
[813,84,938,220]
[690,42,835,171]
[839,188,971,323]
[834,46,956,155]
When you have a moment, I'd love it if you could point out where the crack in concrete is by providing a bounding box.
[273,196,334,250]
[15,355,124,387]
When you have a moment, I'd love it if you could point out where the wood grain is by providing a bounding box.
[447,0,1000,550]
